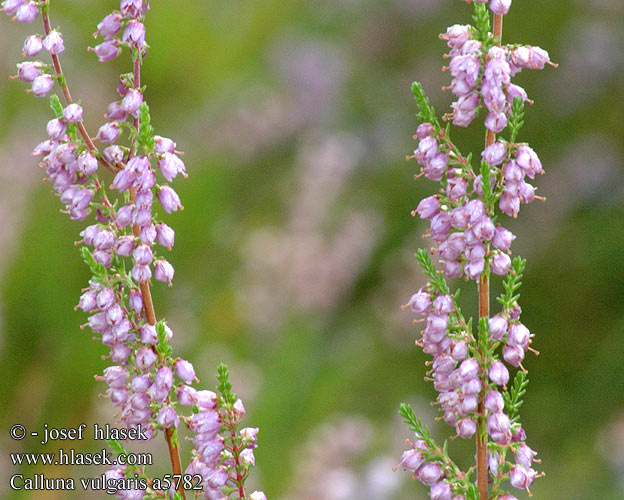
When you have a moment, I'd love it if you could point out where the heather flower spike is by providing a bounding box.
[3,1,266,499]
[399,3,554,499]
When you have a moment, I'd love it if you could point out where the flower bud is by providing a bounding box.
[96,288,115,311]
[158,152,186,182]
[103,366,128,389]
[174,359,196,384]
[114,235,135,257]
[507,322,530,349]
[430,481,452,500]
[131,263,152,282]
[2,0,23,16]
[455,418,476,439]
[433,295,453,314]
[176,384,197,406]
[23,35,42,56]
[111,343,132,363]
[127,288,143,313]
[139,324,157,345]
[492,225,515,251]
[488,314,508,341]
[240,448,255,467]
[514,443,537,469]
[46,118,67,140]
[484,390,505,413]
[407,290,431,314]
[488,361,509,386]
[62,103,83,123]
[157,186,183,213]
[451,340,468,361]
[415,195,440,220]
[460,393,478,414]
[17,61,43,82]
[241,427,259,445]
[487,412,511,444]
[154,259,174,284]
[15,1,38,23]
[482,141,506,166]
[103,145,124,165]
[132,244,153,265]
[77,151,98,175]
[491,252,511,276]
[196,390,217,410]
[489,0,511,16]
[43,30,64,55]
[503,344,525,367]
[155,223,175,250]
[233,398,246,416]
[122,20,145,48]
[121,0,143,18]
[106,100,127,121]
[157,406,179,428]
[122,88,143,115]
[417,463,442,485]
[130,374,151,393]
[139,224,157,244]
[458,358,478,381]
[96,12,122,39]
[96,122,121,143]
[509,465,536,491]
[154,135,176,154]
[94,40,120,62]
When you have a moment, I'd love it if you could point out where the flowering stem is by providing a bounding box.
[40,0,116,174]
[126,39,186,496]
[227,419,247,499]
[477,11,503,500]
[476,272,489,500]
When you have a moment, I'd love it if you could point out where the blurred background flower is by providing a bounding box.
[1,0,623,498]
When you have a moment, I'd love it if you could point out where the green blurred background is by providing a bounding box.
[1,0,623,499]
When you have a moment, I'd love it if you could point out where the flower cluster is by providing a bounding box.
[185,366,265,500]
[441,20,553,133]
[92,0,148,62]
[399,2,553,499]
[3,1,265,499]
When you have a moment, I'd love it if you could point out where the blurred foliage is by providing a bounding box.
[1,0,624,499]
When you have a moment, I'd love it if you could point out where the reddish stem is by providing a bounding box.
[227,418,247,499]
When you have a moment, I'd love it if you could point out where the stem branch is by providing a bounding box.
[40,0,116,174]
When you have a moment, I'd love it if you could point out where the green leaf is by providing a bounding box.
[107,439,129,456]
[155,320,173,357]
[415,249,451,295]
[503,370,529,422]
[80,246,105,278]
[411,81,438,127]
[480,160,495,208]
[465,482,479,500]
[472,3,491,44]
[496,256,526,311]
[508,97,525,143]
[137,102,155,152]
[49,94,63,119]
[217,363,236,404]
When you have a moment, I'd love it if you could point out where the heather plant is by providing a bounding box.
[2,1,266,499]
[398,1,555,499]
